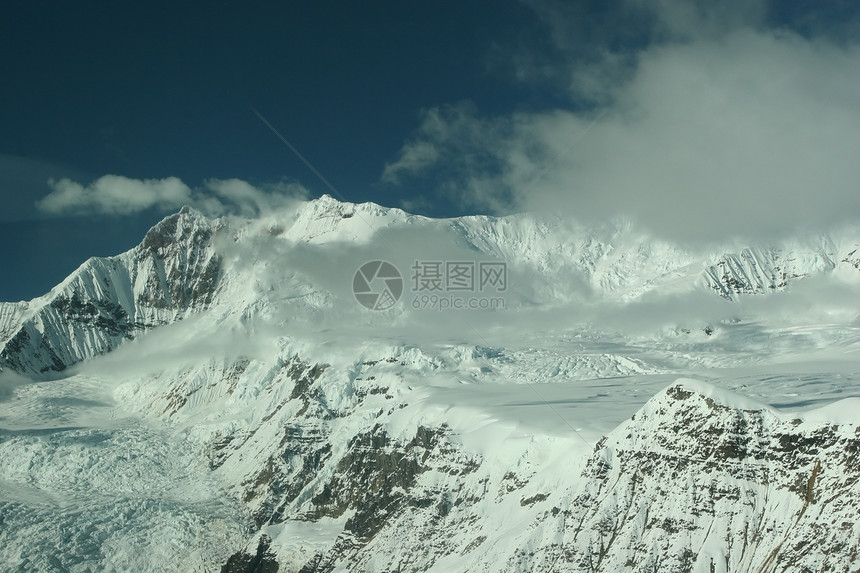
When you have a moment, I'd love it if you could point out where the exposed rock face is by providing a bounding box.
[703,247,813,298]
[0,207,221,374]
[221,535,280,573]
[0,302,27,345]
[134,206,221,313]
[296,424,475,570]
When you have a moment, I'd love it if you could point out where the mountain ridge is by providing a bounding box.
[0,196,860,374]
[3,197,858,375]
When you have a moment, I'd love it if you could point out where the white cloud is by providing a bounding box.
[205,178,308,217]
[384,26,860,243]
[524,30,860,242]
[0,369,29,399]
[381,141,439,184]
[37,175,194,215]
[35,175,309,218]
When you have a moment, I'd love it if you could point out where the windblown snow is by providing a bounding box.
[0,196,858,572]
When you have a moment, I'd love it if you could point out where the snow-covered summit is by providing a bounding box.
[251,194,422,244]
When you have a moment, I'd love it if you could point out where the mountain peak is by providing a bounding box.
[0,206,222,374]
[140,205,213,253]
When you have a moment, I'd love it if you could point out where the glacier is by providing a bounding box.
[0,196,858,572]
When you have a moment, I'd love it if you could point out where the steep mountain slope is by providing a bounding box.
[450,215,699,301]
[514,381,860,573]
[0,302,26,345]
[700,237,853,299]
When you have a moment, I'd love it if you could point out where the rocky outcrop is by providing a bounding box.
[221,535,280,573]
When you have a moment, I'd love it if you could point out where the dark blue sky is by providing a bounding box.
[2,1,554,203]
[1,1,857,301]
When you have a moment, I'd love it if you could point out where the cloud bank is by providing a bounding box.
[382,2,860,243]
[36,175,309,218]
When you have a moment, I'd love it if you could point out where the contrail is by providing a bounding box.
[250,106,348,204]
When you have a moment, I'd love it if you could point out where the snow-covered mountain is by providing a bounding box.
[0,196,858,572]
[3,196,858,375]
[0,207,220,374]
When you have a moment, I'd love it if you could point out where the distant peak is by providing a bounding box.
[176,204,207,219]
[303,194,388,219]
[315,194,343,206]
